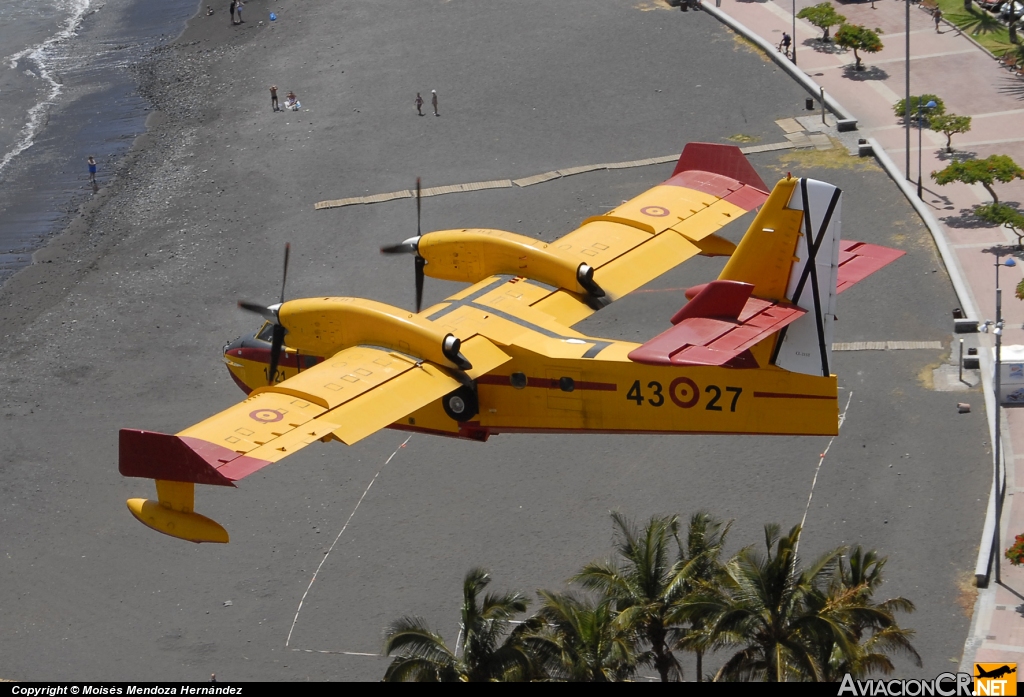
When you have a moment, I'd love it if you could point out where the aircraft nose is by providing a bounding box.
[223,334,246,356]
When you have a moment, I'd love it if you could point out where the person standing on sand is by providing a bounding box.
[431,90,439,117]
[87,156,97,184]
[270,85,279,111]
[229,0,236,25]
[415,92,424,116]
[236,1,244,23]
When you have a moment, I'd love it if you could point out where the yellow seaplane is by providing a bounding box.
[119,143,903,543]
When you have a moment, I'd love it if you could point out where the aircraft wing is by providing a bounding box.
[428,144,771,330]
[120,336,510,487]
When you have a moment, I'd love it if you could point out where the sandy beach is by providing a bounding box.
[0,0,991,681]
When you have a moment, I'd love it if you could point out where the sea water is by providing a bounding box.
[0,0,198,285]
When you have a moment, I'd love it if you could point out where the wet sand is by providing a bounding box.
[0,0,199,286]
[0,0,989,681]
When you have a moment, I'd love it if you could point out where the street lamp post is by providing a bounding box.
[917,100,937,198]
[992,255,1016,584]
[905,0,911,182]
[793,0,797,65]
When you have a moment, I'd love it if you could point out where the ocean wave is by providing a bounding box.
[0,0,93,176]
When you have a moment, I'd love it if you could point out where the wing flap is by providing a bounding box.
[315,362,462,445]
[313,335,511,446]
[461,334,514,379]
[252,346,420,410]
[552,219,655,270]
[589,227,703,300]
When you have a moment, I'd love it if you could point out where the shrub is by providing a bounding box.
[892,95,946,122]
[835,24,884,71]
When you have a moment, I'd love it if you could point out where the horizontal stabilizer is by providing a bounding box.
[836,240,905,293]
[628,280,805,367]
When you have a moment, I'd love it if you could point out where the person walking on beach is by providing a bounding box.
[236,1,244,23]
[933,8,942,32]
[415,92,424,116]
[229,0,237,25]
[431,90,439,117]
[87,156,97,184]
[270,85,279,111]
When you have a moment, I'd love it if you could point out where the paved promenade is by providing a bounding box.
[709,0,1024,672]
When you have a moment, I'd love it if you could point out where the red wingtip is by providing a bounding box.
[672,143,768,192]
[119,429,271,486]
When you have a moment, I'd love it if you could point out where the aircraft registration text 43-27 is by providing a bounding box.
[625,379,742,411]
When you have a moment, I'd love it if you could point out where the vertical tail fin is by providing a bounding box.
[718,177,843,377]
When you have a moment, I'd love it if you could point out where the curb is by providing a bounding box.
[701,3,858,130]
[867,137,1002,588]
[705,0,1004,591]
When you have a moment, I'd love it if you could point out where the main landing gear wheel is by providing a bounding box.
[442,385,479,422]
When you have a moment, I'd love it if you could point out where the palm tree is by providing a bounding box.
[670,511,732,682]
[529,590,641,681]
[572,512,686,681]
[707,523,852,681]
[382,568,536,681]
[812,547,922,680]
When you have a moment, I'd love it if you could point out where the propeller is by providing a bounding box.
[381,177,426,312]
[238,243,290,385]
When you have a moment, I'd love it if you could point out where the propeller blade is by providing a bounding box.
[415,255,425,313]
[238,300,278,324]
[238,300,267,315]
[268,324,285,385]
[279,243,290,305]
[380,236,420,255]
[416,177,421,238]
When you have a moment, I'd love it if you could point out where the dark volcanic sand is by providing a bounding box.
[0,0,988,681]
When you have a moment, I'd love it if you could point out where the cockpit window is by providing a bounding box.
[255,322,275,342]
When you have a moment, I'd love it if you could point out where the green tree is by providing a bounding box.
[835,24,884,71]
[892,95,947,122]
[530,591,641,682]
[382,568,536,681]
[797,3,847,41]
[705,523,851,681]
[573,512,686,681]
[927,114,972,153]
[811,547,922,680]
[931,155,1024,204]
[670,511,733,682]
[977,203,1024,248]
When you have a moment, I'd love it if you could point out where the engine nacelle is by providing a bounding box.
[418,229,604,297]
[278,297,471,369]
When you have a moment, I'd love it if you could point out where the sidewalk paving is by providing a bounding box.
[709,0,1024,672]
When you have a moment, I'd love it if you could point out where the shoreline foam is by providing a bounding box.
[0,0,94,176]
[0,0,199,288]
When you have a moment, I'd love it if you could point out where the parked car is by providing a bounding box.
[1001,0,1024,19]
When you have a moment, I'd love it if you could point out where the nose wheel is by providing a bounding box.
[442,385,479,422]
